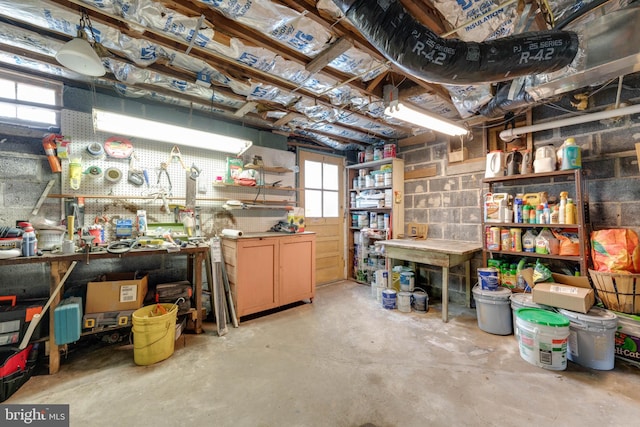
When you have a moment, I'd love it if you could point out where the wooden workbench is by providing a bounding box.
[375,239,482,322]
[0,245,208,374]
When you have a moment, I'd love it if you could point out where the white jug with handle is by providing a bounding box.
[533,145,556,173]
[485,150,505,178]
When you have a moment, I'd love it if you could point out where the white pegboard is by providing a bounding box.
[60,110,296,237]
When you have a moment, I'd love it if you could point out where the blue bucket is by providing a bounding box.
[478,267,499,290]
[381,289,397,310]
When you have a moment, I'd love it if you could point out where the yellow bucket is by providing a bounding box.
[132,303,178,366]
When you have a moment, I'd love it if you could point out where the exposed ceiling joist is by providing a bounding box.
[306,36,353,74]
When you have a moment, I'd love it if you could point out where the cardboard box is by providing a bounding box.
[532,273,595,313]
[85,273,148,314]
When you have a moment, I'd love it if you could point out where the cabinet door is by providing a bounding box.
[236,238,279,316]
[279,234,316,305]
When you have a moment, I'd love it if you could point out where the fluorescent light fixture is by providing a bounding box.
[92,109,253,156]
[384,102,468,136]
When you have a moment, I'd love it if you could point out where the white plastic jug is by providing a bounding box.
[534,145,556,173]
[485,150,505,178]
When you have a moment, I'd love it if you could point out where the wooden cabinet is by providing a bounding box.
[346,157,404,284]
[222,233,315,321]
[481,169,590,276]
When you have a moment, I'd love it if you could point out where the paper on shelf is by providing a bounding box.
[221,229,243,237]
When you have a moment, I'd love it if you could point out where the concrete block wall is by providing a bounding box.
[399,131,485,303]
[399,82,640,304]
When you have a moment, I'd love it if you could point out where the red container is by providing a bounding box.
[383,143,396,158]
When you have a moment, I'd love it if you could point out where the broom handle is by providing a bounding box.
[19,261,78,349]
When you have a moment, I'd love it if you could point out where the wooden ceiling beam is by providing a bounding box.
[306,36,353,74]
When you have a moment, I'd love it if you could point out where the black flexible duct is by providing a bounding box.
[332,0,580,85]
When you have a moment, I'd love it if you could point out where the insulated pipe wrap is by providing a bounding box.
[333,0,579,85]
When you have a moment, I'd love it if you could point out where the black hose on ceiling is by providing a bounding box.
[331,0,580,85]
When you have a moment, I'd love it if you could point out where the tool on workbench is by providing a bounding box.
[81,235,96,264]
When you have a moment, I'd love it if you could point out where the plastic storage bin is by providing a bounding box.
[473,285,513,335]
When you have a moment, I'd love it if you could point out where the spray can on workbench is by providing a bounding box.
[21,226,37,257]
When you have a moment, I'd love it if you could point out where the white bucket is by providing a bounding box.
[412,289,428,313]
[472,285,513,335]
[510,293,553,340]
[557,307,618,370]
[397,291,412,313]
[477,267,499,290]
[374,269,388,288]
[399,271,415,292]
[516,308,570,371]
[381,289,396,310]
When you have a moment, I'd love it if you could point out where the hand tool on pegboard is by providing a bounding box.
[167,145,187,170]
[127,151,145,186]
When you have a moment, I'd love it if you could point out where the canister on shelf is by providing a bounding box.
[384,189,393,206]
[501,228,511,252]
[383,143,396,158]
[370,212,378,229]
[488,226,501,250]
[365,175,373,188]
[510,228,522,252]
[375,172,384,187]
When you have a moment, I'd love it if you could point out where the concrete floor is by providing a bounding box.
[8,280,640,427]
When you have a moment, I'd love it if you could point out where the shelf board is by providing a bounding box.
[485,250,582,262]
[482,169,581,184]
[484,222,581,229]
[349,207,391,211]
[346,158,396,169]
[215,183,298,191]
[47,194,296,205]
[350,185,391,192]
[243,164,293,173]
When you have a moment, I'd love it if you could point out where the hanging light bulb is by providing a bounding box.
[55,10,106,77]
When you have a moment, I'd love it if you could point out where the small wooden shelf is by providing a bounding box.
[47,194,296,205]
[243,164,293,173]
[214,183,298,191]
